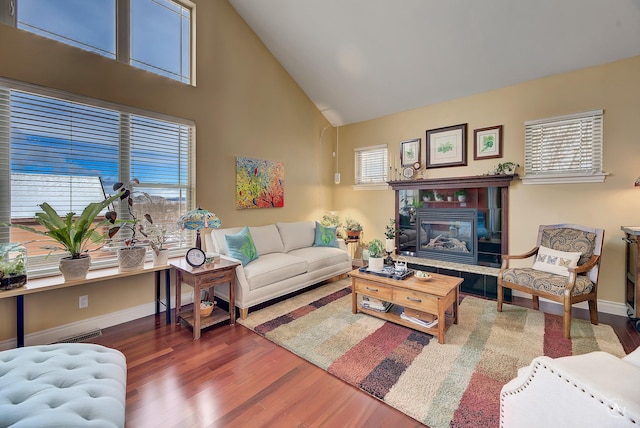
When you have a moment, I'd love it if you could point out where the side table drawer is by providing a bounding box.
[195,269,235,288]
[354,279,393,300]
[393,288,438,313]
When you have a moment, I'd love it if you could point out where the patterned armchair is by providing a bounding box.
[497,224,605,339]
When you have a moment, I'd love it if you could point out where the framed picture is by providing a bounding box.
[426,124,467,168]
[400,138,421,166]
[474,125,503,160]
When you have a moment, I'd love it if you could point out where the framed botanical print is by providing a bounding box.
[474,125,503,160]
[425,124,467,168]
[400,138,421,167]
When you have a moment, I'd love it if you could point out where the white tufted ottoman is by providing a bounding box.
[0,343,126,428]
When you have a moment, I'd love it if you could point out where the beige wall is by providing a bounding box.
[335,55,640,305]
[0,0,335,342]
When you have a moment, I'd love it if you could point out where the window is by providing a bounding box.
[1,0,195,85]
[523,110,606,184]
[0,78,195,277]
[354,144,388,190]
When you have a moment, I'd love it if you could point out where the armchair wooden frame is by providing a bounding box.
[497,224,604,339]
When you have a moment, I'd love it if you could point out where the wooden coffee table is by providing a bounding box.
[350,268,463,344]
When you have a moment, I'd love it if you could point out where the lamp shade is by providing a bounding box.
[177,208,221,231]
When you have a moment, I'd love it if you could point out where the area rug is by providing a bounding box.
[239,280,625,427]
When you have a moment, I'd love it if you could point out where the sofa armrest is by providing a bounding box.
[501,352,640,427]
[337,238,347,252]
[219,254,250,308]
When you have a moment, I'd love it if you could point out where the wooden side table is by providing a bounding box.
[172,258,240,340]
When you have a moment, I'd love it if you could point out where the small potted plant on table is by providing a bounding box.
[345,215,363,239]
[368,239,385,272]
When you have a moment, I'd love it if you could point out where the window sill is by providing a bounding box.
[520,172,608,185]
[353,183,390,191]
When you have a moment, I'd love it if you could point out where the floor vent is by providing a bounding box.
[54,328,103,344]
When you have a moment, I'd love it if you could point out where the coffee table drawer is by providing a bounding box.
[393,288,438,313]
[354,280,393,300]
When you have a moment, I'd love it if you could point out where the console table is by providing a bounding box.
[0,259,178,347]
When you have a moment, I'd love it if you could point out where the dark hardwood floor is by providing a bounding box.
[90,295,640,428]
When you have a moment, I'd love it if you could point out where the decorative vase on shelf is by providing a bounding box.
[118,247,146,271]
[385,238,396,253]
[59,255,91,282]
[152,249,169,266]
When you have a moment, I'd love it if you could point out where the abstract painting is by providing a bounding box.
[236,157,284,209]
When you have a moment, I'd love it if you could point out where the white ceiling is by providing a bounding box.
[229,0,640,126]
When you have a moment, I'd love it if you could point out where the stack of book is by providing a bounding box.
[400,307,438,328]
[361,296,393,312]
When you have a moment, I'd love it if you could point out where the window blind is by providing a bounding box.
[0,78,195,277]
[524,110,603,176]
[354,144,388,185]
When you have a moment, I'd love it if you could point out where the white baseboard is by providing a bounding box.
[0,292,194,351]
[511,290,628,317]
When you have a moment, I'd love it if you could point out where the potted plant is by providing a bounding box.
[0,243,27,290]
[422,190,434,202]
[454,189,467,202]
[321,212,346,239]
[345,215,363,239]
[106,179,152,272]
[495,162,519,175]
[368,239,385,272]
[384,218,398,253]
[4,193,123,281]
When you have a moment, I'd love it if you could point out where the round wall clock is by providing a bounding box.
[402,167,415,179]
[186,247,206,267]
[413,162,421,170]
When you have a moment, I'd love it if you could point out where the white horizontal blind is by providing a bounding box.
[354,144,388,185]
[525,110,603,176]
[0,79,195,277]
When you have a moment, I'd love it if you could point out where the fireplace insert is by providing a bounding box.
[416,208,478,265]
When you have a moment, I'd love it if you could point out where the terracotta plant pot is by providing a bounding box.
[347,230,361,239]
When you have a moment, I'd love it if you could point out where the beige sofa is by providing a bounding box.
[500,347,640,427]
[204,221,352,319]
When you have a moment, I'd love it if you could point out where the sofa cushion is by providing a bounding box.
[249,224,286,255]
[210,227,243,255]
[313,222,338,248]
[531,246,581,277]
[502,267,594,296]
[276,221,315,252]
[288,246,350,272]
[225,226,258,266]
[243,253,308,290]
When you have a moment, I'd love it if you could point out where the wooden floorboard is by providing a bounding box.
[90,297,640,428]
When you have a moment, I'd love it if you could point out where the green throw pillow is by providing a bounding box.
[313,222,338,248]
[225,226,258,266]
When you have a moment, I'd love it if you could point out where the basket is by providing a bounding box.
[200,301,214,317]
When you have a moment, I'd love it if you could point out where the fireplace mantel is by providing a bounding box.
[388,174,517,191]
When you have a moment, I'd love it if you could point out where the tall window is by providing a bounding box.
[1,0,195,85]
[523,110,606,184]
[0,78,195,277]
[354,145,388,190]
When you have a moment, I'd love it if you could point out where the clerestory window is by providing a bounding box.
[0,78,195,278]
[1,0,195,85]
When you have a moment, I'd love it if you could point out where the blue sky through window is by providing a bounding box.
[17,0,190,83]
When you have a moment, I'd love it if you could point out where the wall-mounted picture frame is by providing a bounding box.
[426,123,467,168]
[473,125,503,160]
[400,138,421,166]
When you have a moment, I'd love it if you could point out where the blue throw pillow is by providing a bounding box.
[225,226,258,266]
[313,222,338,247]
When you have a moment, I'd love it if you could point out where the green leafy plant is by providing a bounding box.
[0,244,26,275]
[345,215,363,232]
[4,193,123,259]
[454,189,466,197]
[384,218,399,239]
[368,239,385,258]
[106,179,154,247]
[494,162,519,175]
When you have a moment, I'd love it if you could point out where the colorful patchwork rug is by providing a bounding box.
[239,280,625,427]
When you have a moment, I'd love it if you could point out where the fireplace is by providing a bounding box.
[416,208,478,265]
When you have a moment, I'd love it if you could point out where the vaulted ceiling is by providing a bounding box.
[229,0,640,125]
